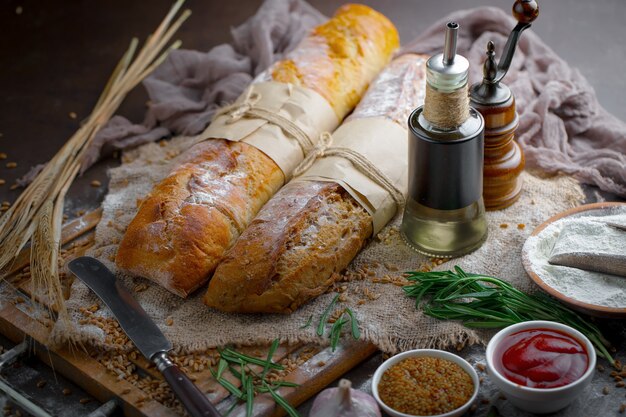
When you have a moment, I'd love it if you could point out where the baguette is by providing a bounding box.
[115,4,399,297]
[205,54,428,312]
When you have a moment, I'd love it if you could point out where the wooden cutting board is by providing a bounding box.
[0,210,377,417]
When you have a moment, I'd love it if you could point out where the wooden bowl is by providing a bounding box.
[521,202,626,318]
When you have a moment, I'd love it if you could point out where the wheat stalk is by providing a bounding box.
[0,0,190,338]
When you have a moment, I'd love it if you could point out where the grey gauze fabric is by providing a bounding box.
[78,0,326,173]
[23,3,625,197]
[400,7,626,196]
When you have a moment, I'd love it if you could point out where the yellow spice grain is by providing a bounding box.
[378,356,474,416]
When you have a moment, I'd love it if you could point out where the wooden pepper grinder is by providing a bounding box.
[470,0,539,210]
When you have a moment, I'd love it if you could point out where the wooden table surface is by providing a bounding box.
[1,1,625,416]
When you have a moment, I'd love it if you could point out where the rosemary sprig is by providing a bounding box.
[403,266,614,362]
[213,341,300,417]
[316,295,361,351]
[317,294,339,336]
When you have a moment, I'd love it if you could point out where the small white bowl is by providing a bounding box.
[372,349,479,417]
[486,320,596,414]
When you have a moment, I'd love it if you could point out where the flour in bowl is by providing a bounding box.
[523,207,626,308]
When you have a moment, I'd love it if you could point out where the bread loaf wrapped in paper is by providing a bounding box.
[205,54,428,313]
[115,4,399,297]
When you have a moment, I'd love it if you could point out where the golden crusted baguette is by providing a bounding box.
[115,4,399,297]
[205,54,428,312]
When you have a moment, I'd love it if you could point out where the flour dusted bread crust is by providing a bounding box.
[206,182,372,312]
[269,4,400,118]
[115,140,283,297]
[115,4,399,297]
[205,54,428,312]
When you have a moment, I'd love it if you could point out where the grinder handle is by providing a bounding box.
[494,0,539,84]
[513,0,539,24]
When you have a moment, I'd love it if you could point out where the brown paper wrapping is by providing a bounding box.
[199,81,338,178]
[292,116,408,234]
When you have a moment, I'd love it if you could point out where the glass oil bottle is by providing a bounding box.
[401,22,488,258]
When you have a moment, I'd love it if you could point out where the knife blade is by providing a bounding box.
[68,256,222,417]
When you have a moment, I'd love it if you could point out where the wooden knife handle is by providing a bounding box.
[154,352,222,417]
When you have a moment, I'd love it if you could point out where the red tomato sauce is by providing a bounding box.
[494,328,588,388]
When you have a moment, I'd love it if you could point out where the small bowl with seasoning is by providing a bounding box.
[372,349,479,417]
[486,320,596,414]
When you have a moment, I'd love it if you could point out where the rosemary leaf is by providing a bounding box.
[217,358,228,379]
[344,308,361,340]
[245,378,254,417]
[263,382,300,417]
[209,369,244,400]
[255,381,301,393]
[317,294,340,336]
[261,339,280,379]
[330,317,349,352]
[270,381,300,388]
[209,362,244,400]
[222,348,284,370]
[240,360,247,390]
[228,364,242,381]
[300,315,313,329]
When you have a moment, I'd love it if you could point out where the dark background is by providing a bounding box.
[1,0,625,209]
[0,1,625,416]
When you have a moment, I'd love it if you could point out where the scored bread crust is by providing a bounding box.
[115,140,284,297]
[205,182,371,312]
[205,54,428,312]
[115,4,399,297]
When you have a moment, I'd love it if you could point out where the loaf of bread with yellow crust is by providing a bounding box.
[205,54,428,313]
[115,4,399,297]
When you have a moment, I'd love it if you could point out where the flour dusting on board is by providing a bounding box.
[524,207,626,308]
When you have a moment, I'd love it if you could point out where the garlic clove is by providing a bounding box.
[310,378,381,417]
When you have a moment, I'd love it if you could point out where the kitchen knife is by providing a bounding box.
[68,256,222,417]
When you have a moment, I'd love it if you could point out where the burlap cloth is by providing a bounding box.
[52,134,584,353]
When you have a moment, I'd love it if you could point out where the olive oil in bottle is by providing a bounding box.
[400,22,488,258]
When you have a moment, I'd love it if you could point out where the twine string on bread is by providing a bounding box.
[219,87,262,122]
[293,133,405,212]
[212,84,317,154]
[292,131,334,177]
[208,85,405,211]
